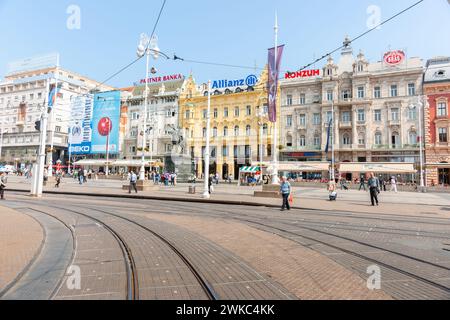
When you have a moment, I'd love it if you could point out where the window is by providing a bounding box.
[299,114,306,126]
[375,133,382,145]
[408,83,416,96]
[286,115,293,127]
[357,86,365,99]
[185,110,191,119]
[286,95,293,106]
[437,102,447,117]
[202,128,207,138]
[358,64,364,72]
[342,90,351,100]
[409,131,417,145]
[357,109,366,122]
[234,126,240,136]
[286,135,293,147]
[327,90,333,102]
[223,126,228,137]
[246,125,251,136]
[342,111,351,123]
[234,107,240,117]
[213,109,218,118]
[343,134,351,145]
[299,136,306,147]
[313,113,321,125]
[391,108,400,121]
[246,105,252,116]
[439,128,448,143]
[213,127,218,137]
[326,111,333,123]
[358,133,365,145]
[374,86,381,99]
[131,112,139,120]
[203,109,207,119]
[224,108,229,118]
[222,146,229,157]
[390,85,398,97]
[408,107,417,121]
[55,126,61,133]
[263,124,268,135]
[374,109,382,122]
[300,94,306,105]
[314,135,320,146]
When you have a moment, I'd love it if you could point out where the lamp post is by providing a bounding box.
[258,107,267,168]
[0,120,7,163]
[417,97,426,192]
[203,81,212,199]
[136,33,160,181]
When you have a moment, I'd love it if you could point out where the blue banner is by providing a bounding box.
[91,91,121,154]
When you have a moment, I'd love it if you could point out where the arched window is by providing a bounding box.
[286,135,293,147]
[375,132,382,145]
[409,131,417,145]
[234,126,240,136]
[246,125,251,136]
[263,124,268,136]
[343,133,351,145]
[223,126,228,137]
[299,135,306,147]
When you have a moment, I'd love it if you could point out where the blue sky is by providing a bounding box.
[1,0,449,88]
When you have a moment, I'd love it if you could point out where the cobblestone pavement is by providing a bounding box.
[3,191,450,300]
[0,206,44,295]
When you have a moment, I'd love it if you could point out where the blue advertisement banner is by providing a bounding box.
[69,95,94,155]
[91,91,121,154]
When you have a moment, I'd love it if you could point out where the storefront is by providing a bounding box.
[238,166,261,186]
[338,162,417,182]
[427,163,450,186]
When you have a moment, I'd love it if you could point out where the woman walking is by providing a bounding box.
[280,176,292,211]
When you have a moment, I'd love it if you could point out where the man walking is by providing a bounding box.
[0,172,7,200]
[129,171,138,194]
[359,175,366,191]
[368,172,381,206]
[390,176,398,193]
[280,176,292,211]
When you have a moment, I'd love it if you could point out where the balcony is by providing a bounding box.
[339,121,352,129]
[388,119,401,126]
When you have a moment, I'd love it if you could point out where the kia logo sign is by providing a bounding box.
[384,50,405,66]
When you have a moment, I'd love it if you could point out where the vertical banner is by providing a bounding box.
[325,118,333,155]
[48,83,62,107]
[267,45,284,123]
[69,94,94,154]
[91,91,121,154]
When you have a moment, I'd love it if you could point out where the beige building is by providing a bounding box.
[280,38,424,180]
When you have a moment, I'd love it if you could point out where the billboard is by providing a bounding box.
[68,91,121,155]
[7,53,59,76]
[91,91,121,154]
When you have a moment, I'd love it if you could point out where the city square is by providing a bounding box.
[1,0,450,314]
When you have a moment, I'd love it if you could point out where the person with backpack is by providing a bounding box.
[359,175,366,191]
[0,172,7,200]
[129,171,138,194]
[280,176,292,211]
[368,172,381,206]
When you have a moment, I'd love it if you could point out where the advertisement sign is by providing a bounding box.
[135,74,184,86]
[91,91,121,154]
[211,75,258,89]
[384,50,405,66]
[268,45,284,123]
[69,95,94,155]
[285,69,321,80]
[7,53,59,76]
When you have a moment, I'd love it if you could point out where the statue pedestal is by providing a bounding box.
[122,180,159,192]
[167,154,194,183]
[254,184,281,198]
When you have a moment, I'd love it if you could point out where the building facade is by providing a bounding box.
[424,57,450,186]
[280,38,424,180]
[0,54,112,169]
[119,75,184,171]
[179,70,279,179]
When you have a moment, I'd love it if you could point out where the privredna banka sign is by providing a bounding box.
[136,74,184,85]
[384,50,405,66]
[285,69,320,80]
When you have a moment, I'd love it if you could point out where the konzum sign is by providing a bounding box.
[384,50,405,66]
[285,69,320,80]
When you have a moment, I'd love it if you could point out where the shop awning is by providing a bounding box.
[74,159,163,167]
[278,162,330,172]
[240,166,260,173]
[113,160,159,167]
[339,162,416,174]
[73,159,111,166]
[426,163,450,168]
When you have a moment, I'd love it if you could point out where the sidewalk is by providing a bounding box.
[6,176,450,218]
[0,206,44,294]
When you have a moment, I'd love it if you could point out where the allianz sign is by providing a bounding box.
[211,75,258,89]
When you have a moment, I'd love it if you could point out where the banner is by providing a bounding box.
[267,45,284,123]
[48,83,62,107]
[325,118,333,155]
[69,95,94,154]
[91,91,121,154]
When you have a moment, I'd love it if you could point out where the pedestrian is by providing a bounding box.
[359,175,366,191]
[390,176,398,193]
[280,176,292,211]
[215,173,220,185]
[368,172,381,206]
[340,177,348,190]
[79,169,84,185]
[228,174,233,184]
[173,173,177,186]
[129,171,138,194]
[328,180,338,201]
[208,175,214,194]
[0,172,7,200]
[83,169,88,183]
[55,172,62,188]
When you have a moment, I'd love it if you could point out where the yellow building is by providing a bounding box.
[179,69,280,179]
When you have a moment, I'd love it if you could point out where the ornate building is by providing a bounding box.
[424,57,450,186]
[280,38,424,180]
[179,69,279,179]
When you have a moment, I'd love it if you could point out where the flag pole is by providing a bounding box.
[271,12,279,185]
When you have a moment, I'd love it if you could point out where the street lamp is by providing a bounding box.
[136,33,160,181]
[416,97,426,192]
[203,81,212,199]
[0,128,8,164]
[258,107,268,168]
